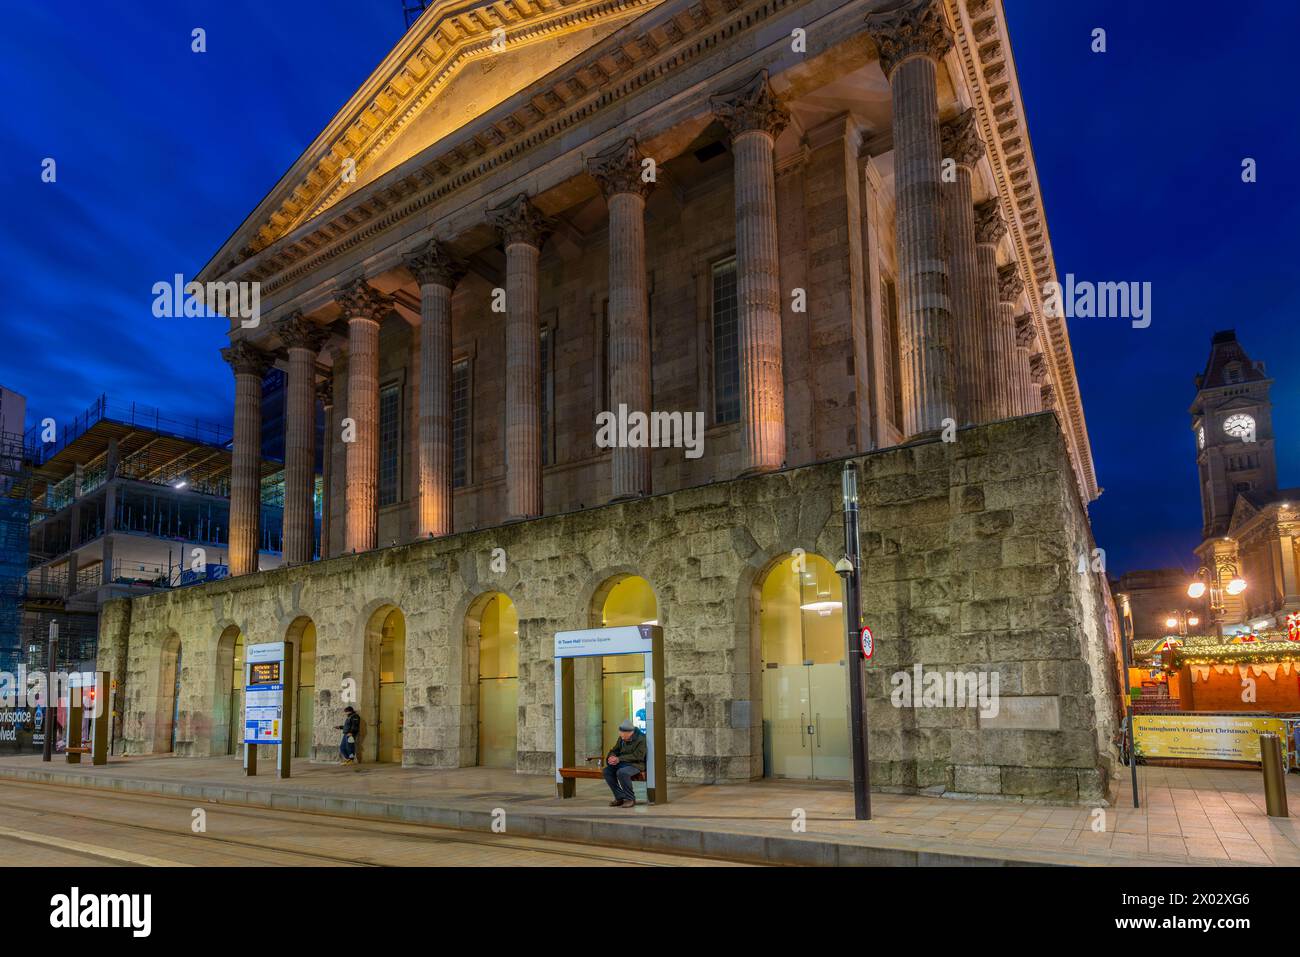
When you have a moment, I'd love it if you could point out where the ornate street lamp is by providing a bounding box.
[1187,565,1246,633]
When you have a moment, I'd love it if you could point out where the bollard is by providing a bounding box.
[1260,732,1289,818]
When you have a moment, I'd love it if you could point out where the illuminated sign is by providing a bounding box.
[250,662,281,685]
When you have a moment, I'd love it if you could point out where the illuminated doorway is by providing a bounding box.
[158,634,181,754]
[471,593,518,768]
[759,553,849,780]
[375,609,405,764]
[596,576,657,746]
[220,628,244,756]
[289,619,316,760]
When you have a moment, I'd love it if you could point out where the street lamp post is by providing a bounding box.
[836,461,871,821]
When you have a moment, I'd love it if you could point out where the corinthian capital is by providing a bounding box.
[940,109,985,169]
[1040,382,1057,410]
[587,138,655,199]
[405,239,467,289]
[333,278,390,322]
[974,199,1006,245]
[998,263,1024,304]
[221,340,272,378]
[316,377,334,407]
[1029,352,1049,384]
[1014,313,1037,348]
[275,311,328,352]
[488,193,555,248]
[709,70,791,140]
[865,0,954,79]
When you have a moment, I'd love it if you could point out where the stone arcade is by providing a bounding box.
[101,0,1120,803]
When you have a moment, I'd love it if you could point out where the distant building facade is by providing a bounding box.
[1190,331,1298,633]
[1116,330,1299,642]
[22,395,302,681]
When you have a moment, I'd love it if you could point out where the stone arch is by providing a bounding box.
[575,570,662,761]
[155,630,182,755]
[284,615,317,760]
[212,623,243,756]
[747,547,850,782]
[733,546,801,777]
[460,589,520,769]
[359,602,406,763]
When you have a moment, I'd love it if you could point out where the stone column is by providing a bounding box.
[489,194,553,521]
[405,239,466,537]
[994,264,1024,420]
[1031,353,1055,412]
[1029,348,1050,413]
[973,199,1007,419]
[710,72,789,472]
[940,109,986,425]
[334,279,389,553]
[589,138,655,499]
[1013,313,1039,415]
[221,341,271,576]
[276,312,326,565]
[316,377,334,558]
[866,0,956,438]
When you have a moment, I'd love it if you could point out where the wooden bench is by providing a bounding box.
[558,765,645,782]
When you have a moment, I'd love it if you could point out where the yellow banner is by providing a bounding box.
[1133,714,1288,762]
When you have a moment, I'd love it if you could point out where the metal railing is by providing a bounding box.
[25,395,233,467]
[107,558,229,591]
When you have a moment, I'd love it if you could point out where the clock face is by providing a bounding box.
[1197,426,1205,449]
[1223,413,1255,440]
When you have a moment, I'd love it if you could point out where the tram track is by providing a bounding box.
[0,778,724,866]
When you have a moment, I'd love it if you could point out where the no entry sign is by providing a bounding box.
[860,625,874,660]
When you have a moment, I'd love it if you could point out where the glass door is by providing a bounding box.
[760,554,849,780]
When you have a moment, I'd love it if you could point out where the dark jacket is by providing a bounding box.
[607,730,647,771]
[339,713,360,737]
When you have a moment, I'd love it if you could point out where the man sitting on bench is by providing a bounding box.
[604,719,647,808]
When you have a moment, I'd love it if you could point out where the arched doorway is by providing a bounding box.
[285,617,316,760]
[594,575,658,746]
[365,608,406,764]
[157,633,181,754]
[213,626,243,756]
[466,593,518,768]
[758,553,849,780]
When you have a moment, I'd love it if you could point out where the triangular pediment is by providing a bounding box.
[207,0,662,275]
[1228,494,1259,533]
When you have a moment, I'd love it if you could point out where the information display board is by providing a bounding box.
[244,683,284,745]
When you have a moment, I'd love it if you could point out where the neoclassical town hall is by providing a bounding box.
[102,0,1120,803]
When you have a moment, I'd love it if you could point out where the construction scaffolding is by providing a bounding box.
[0,430,31,671]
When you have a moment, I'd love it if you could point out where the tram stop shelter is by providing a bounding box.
[554,624,667,803]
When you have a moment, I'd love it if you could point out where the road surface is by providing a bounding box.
[0,779,751,867]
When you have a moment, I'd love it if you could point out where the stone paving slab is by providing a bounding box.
[1,755,1297,867]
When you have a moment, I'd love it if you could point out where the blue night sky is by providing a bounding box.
[1,1,1296,575]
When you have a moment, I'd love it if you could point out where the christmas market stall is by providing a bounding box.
[1128,621,1300,768]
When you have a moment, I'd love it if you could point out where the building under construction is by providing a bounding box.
[21,392,314,676]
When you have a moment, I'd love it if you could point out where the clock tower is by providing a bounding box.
[1190,330,1278,539]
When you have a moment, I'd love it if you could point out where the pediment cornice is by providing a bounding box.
[947,0,1098,501]
[205,0,668,278]
[203,0,768,293]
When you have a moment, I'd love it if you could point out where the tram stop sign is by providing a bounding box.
[860,625,874,660]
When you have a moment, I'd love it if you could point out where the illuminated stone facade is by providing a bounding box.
[102,0,1118,802]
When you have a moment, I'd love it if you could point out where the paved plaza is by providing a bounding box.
[1,755,1296,866]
